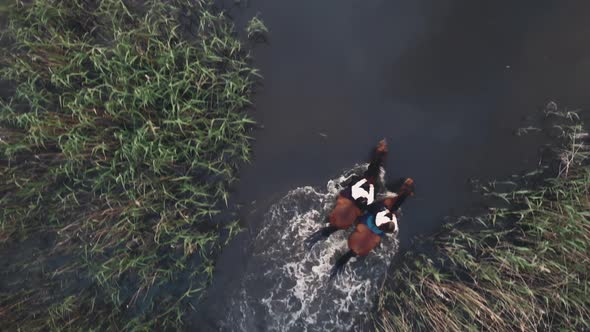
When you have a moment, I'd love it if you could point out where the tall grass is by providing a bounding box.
[0,0,260,329]
[376,113,590,331]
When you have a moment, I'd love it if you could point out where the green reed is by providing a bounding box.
[376,115,590,331]
[246,14,268,41]
[0,0,259,330]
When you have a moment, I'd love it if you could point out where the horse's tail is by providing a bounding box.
[329,250,356,281]
[304,225,339,249]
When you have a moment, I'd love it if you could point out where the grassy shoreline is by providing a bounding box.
[376,112,590,331]
[0,0,263,329]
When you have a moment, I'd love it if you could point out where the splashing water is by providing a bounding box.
[223,165,399,331]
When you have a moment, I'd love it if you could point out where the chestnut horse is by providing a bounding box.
[304,140,388,249]
[329,178,415,279]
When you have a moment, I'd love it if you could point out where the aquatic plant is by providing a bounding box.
[0,0,259,329]
[246,14,268,41]
[376,112,590,331]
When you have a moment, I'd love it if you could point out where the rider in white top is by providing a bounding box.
[351,178,375,206]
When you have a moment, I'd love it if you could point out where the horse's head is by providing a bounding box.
[398,178,415,197]
[375,139,388,155]
[366,139,388,184]
[383,177,415,212]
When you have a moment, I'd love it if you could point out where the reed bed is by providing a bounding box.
[377,113,590,331]
[0,0,262,329]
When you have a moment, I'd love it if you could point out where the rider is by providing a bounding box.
[305,140,387,248]
[357,177,414,237]
[344,142,385,208]
[357,199,399,237]
[330,178,415,279]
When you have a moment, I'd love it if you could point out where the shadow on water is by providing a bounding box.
[191,0,590,330]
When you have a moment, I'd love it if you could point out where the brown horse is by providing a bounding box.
[305,140,388,249]
[330,178,415,279]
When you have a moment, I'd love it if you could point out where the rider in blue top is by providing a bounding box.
[357,197,398,236]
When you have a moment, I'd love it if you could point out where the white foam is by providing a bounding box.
[223,165,399,331]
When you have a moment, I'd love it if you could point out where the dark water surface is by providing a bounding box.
[194,0,590,330]
[231,0,590,244]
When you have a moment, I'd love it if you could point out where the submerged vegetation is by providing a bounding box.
[0,0,259,329]
[377,112,590,331]
[246,14,268,41]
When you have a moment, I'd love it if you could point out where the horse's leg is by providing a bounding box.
[304,225,339,249]
[329,250,356,281]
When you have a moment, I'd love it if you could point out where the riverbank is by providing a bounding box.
[376,110,590,331]
[0,0,263,329]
